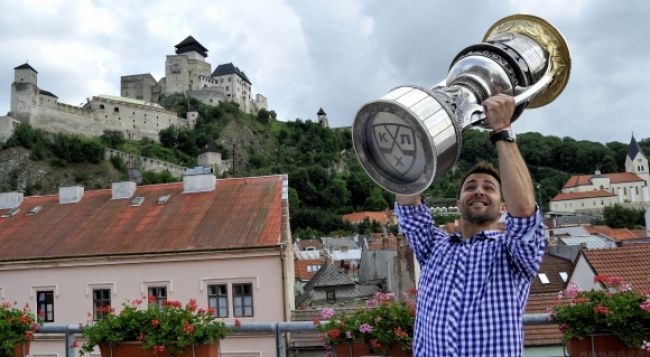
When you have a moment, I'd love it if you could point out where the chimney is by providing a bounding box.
[59,186,84,204]
[183,173,216,193]
[112,181,136,199]
[0,192,23,209]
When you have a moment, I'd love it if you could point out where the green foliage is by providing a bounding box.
[79,298,228,356]
[100,130,125,149]
[109,155,127,173]
[50,133,104,164]
[0,302,39,357]
[602,204,646,228]
[552,275,650,348]
[316,290,416,353]
[3,123,48,150]
[363,188,389,211]
[141,170,178,185]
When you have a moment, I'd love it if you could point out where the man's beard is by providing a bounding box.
[460,204,501,226]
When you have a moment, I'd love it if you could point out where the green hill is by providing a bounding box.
[2,95,649,238]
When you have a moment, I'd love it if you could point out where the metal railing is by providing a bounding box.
[36,313,553,357]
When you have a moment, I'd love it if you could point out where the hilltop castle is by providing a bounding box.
[0,36,267,143]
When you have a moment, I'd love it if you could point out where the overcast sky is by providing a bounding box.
[0,0,648,144]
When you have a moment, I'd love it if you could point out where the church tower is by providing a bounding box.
[317,108,329,128]
[10,63,39,122]
[625,135,649,187]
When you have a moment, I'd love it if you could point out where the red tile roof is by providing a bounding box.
[583,245,650,292]
[297,239,322,250]
[585,225,640,241]
[531,254,573,294]
[563,172,643,189]
[341,211,395,225]
[551,190,615,201]
[0,176,284,261]
[524,292,563,347]
[295,259,323,281]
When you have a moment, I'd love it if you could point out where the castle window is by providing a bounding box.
[228,78,231,82]
[114,107,119,113]
[99,104,105,110]
[132,112,135,115]
[636,187,639,195]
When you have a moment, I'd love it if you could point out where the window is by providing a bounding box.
[99,104,105,110]
[208,284,228,318]
[233,283,253,317]
[326,290,336,303]
[37,291,54,322]
[148,287,167,307]
[93,289,111,320]
[538,273,550,284]
[114,107,119,113]
[559,272,569,282]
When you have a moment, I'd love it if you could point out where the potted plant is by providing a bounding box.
[79,297,229,357]
[0,302,39,357]
[315,290,415,356]
[551,274,650,355]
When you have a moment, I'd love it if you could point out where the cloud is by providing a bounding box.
[0,0,649,144]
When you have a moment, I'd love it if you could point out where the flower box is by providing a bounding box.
[566,335,650,357]
[13,343,30,357]
[99,342,219,357]
[333,342,410,356]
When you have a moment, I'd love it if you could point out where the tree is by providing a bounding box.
[363,187,389,211]
[603,204,645,228]
[100,130,125,148]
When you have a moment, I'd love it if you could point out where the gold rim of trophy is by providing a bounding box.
[483,14,571,109]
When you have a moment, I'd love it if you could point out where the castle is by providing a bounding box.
[0,36,267,143]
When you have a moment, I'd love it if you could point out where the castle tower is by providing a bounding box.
[625,135,649,187]
[10,63,39,122]
[165,36,211,94]
[317,107,329,128]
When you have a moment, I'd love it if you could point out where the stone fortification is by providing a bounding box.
[105,148,189,178]
[7,62,189,142]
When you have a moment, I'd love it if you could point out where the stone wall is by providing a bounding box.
[105,148,188,177]
[90,96,188,141]
[0,116,20,144]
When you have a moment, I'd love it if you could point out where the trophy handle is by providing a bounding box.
[466,71,553,126]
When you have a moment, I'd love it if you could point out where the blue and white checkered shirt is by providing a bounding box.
[396,203,544,356]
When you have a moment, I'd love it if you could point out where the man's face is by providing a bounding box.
[457,173,504,226]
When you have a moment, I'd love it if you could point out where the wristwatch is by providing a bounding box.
[490,128,516,143]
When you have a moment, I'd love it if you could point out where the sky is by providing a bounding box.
[0,0,648,144]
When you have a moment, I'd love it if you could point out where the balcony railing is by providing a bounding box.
[37,313,552,357]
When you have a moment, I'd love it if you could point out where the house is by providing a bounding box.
[569,244,650,293]
[358,233,417,296]
[0,174,293,357]
[523,253,573,356]
[550,136,650,214]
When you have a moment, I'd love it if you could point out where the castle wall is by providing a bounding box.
[187,87,226,106]
[165,55,212,94]
[90,97,188,141]
[121,74,158,102]
[105,148,188,177]
[0,116,20,144]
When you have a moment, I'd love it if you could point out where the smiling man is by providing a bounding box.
[395,94,544,356]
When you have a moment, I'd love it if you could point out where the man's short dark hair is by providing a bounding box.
[459,162,501,189]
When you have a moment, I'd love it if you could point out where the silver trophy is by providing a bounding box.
[352,14,571,195]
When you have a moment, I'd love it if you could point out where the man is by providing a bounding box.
[396,94,544,356]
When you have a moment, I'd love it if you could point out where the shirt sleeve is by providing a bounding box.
[395,202,447,265]
[503,207,545,281]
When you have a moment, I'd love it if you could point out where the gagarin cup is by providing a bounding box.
[352,14,571,195]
